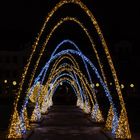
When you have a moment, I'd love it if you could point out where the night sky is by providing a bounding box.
[0,0,139,87]
[0,0,139,50]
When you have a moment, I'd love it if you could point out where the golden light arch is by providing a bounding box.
[30,65,97,122]
[45,55,100,112]
[29,55,91,105]
[8,0,131,139]
[46,64,96,106]
[45,77,90,112]
[29,54,81,104]
[40,76,92,114]
[28,17,108,92]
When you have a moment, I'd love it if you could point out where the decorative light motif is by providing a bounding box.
[83,101,91,114]
[45,72,85,104]
[34,48,118,132]
[30,103,41,122]
[10,45,118,138]
[7,109,22,139]
[41,100,49,114]
[91,103,104,122]
[115,108,131,139]
[105,105,114,131]
[7,0,131,139]
[20,108,30,134]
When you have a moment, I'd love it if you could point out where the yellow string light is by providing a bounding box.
[7,0,131,139]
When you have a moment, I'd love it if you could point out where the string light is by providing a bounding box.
[7,0,131,139]
[26,48,118,132]
[10,46,118,138]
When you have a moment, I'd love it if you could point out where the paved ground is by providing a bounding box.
[28,105,110,140]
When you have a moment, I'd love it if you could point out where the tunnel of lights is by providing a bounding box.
[7,0,131,139]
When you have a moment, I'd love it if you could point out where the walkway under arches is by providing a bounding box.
[28,105,109,140]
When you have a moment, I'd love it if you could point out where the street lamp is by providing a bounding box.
[13,81,17,86]
[130,84,134,88]
[4,80,7,83]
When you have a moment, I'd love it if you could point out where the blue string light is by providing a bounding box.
[19,39,118,135]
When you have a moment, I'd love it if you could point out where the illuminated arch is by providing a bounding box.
[27,48,119,135]
[28,18,108,93]
[8,0,131,139]
[46,65,95,106]
[28,47,118,127]
[41,78,80,114]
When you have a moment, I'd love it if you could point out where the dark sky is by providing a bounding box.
[0,0,139,84]
[0,0,139,50]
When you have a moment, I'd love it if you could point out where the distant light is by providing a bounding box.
[13,81,17,86]
[90,84,95,88]
[4,80,7,83]
[96,83,99,87]
[60,82,63,86]
[121,84,124,89]
[110,82,112,86]
[130,84,134,88]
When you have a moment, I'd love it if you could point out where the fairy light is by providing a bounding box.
[41,76,83,113]
[41,49,118,129]
[27,39,99,107]
[8,0,131,139]
[30,103,41,122]
[91,103,104,122]
[25,49,106,133]
[26,18,109,107]
[27,47,118,130]
[45,64,95,105]
[18,46,118,136]
[45,68,91,106]
[105,105,114,131]
[48,58,94,111]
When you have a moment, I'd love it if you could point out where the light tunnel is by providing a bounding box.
[7,0,131,139]
[20,42,118,136]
